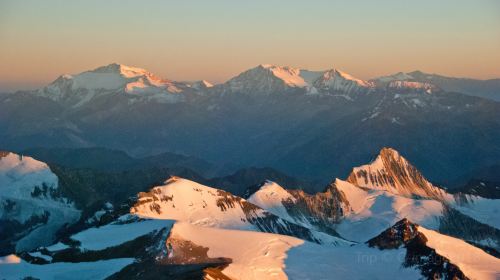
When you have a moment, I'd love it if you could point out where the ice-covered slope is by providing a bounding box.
[334,179,444,242]
[168,221,418,280]
[169,222,420,280]
[70,217,174,251]
[0,151,80,253]
[347,147,447,199]
[245,180,298,222]
[249,178,444,242]
[220,64,371,95]
[0,256,134,280]
[168,222,305,280]
[249,172,499,248]
[171,220,494,280]
[38,63,189,106]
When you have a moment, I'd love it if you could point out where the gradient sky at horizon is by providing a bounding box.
[1,0,499,91]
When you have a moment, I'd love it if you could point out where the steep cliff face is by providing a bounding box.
[284,181,350,234]
[347,148,446,199]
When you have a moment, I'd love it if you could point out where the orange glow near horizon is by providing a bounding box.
[1,0,499,92]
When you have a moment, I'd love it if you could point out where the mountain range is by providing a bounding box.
[1,63,499,188]
[1,148,499,279]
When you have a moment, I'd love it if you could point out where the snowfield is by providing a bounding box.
[335,180,443,242]
[0,258,134,280]
[170,222,423,280]
[248,178,443,242]
[170,222,304,280]
[71,217,174,251]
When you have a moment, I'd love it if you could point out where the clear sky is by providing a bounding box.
[1,0,499,91]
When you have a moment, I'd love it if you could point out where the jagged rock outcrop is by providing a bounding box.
[368,219,469,280]
[347,148,446,199]
[283,181,350,235]
[247,180,351,237]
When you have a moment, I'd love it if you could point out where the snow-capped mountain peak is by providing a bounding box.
[48,63,169,91]
[247,181,297,221]
[259,64,310,87]
[375,72,415,83]
[221,64,371,95]
[347,147,446,199]
[88,63,148,77]
[39,63,187,106]
[185,79,214,90]
[257,64,310,86]
[312,68,373,93]
[220,64,309,94]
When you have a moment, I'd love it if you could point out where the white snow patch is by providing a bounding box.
[45,242,70,251]
[335,186,443,242]
[71,218,173,251]
[0,258,134,280]
[28,251,53,261]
